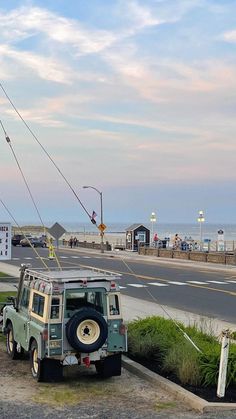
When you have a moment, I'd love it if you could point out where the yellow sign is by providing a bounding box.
[98,223,107,232]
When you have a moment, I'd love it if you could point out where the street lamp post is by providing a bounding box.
[197,210,205,251]
[150,211,156,245]
[83,186,104,253]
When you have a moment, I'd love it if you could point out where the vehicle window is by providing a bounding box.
[32,293,45,317]
[109,294,120,315]
[20,287,30,308]
[50,297,60,320]
[66,289,106,316]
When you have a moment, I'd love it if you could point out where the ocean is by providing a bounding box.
[61,222,236,242]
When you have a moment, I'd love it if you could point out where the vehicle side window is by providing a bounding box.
[109,294,120,315]
[32,293,45,317]
[20,287,30,308]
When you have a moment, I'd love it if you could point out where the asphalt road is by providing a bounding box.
[6,246,236,323]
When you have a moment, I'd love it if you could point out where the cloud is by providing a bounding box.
[0,44,74,84]
[222,29,236,43]
[121,1,163,28]
[0,6,118,55]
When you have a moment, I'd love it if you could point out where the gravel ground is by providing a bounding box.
[1,340,236,419]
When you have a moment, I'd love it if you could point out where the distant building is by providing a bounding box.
[125,224,150,251]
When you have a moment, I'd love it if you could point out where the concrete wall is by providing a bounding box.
[159,249,173,258]
[207,253,226,264]
[189,252,207,262]
[139,247,236,266]
[173,251,190,260]
[62,240,111,251]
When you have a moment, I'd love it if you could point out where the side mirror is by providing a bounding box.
[7,296,17,309]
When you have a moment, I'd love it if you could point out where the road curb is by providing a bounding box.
[122,356,236,413]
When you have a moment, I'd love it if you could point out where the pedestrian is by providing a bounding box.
[153,233,158,247]
[73,237,78,247]
[69,236,73,248]
[173,233,182,249]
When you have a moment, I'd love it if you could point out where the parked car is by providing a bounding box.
[20,237,46,248]
[11,234,24,246]
[2,265,127,381]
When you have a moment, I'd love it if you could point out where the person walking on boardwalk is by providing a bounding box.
[69,236,73,248]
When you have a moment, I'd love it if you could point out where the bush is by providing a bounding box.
[128,316,183,362]
[163,343,201,386]
[128,316,236,388]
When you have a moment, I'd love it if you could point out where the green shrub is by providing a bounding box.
[128,316,183,361]
[128,315,236,388]
[200,346,236,387]
[163,343,201,386]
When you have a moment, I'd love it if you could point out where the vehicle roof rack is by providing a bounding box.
[24,267,120,283]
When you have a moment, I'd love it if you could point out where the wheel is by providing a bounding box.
[30,340,63,382]
[30,339,44,381]
[6,323,22,360]
[95,354,122,378]
[66,308,108,353]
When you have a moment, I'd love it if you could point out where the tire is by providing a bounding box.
[30,340,63,382]
[95,354,122,378]
[66,308,108,353]
[6,323,22,360]
[30,339,44,381]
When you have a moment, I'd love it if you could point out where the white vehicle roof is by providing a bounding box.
[24,267,120,283]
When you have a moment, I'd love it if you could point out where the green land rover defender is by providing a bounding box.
[2,265,127,381]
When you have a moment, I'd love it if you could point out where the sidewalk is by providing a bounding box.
[0,260,235,335]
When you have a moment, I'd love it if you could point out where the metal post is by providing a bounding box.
[197,210,205,251]
[150,212,156,246]
[200,221,202,250]
[83,185,104,254]
[100,191,104,253]
[217,329,230,398]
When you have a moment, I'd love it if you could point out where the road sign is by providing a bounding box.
[48,222,66,239]
[48,222,66,248]
[0,222,11,260]
[98,223,107,232]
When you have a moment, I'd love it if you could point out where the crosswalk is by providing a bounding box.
[10,255,236,292]
[117,279,236,290]
[12,255,96,261]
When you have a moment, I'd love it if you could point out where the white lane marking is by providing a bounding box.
[24,257,33,260]
[82,256,91,259]
[148,282,168,287]
[207,281,227,284]
[127,284,148,288]
[59,256,68,259]
[187,281,207,285]
[12,258,20,260]
[119,286,127,289]
[71,256,80,259]
[168,281,186,285]
[225,281,236,284]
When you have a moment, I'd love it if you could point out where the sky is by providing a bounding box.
[0,0,236,226]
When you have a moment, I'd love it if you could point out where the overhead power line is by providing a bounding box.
[0,83,93,223]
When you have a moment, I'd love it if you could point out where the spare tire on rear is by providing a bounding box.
[66,307,108,353]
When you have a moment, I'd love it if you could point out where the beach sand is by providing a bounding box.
[12,226,126,247]
[64,231,126,247]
